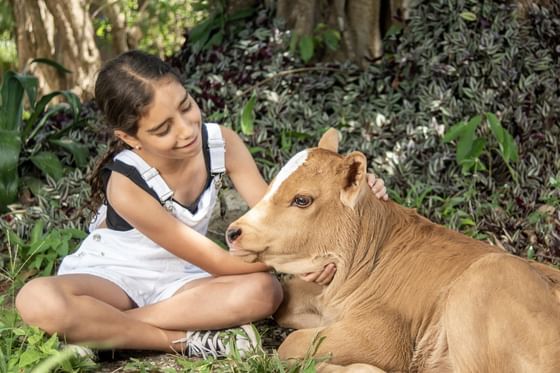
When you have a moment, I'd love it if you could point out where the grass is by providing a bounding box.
[0,296,96,372]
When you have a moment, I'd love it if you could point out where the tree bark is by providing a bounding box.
[277,0,408,67]
[103,0,129,55]
[9,0,100,99]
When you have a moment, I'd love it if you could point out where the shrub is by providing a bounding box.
[0,63,90,212]
[174,1,560,264]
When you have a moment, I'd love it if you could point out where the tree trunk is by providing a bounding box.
[90,0,141,57]
[103,0,129,55]
[9,0,100,99]
[277,0,408,67]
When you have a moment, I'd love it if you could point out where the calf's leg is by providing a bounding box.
[274,276,323,329]
[316,362,386,373]
[279,314,409,372]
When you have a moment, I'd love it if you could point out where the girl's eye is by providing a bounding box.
[291,195,313,208]
[180,102,192,113]
[155,126,171,136]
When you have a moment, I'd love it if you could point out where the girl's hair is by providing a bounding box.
[87,50,183,212]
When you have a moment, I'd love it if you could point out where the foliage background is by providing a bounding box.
[0,0,559,371]
[175,0,560,264]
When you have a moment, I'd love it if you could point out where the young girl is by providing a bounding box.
[15,50,388,358]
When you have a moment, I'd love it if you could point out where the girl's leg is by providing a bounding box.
[126,272,283,331]
[15,274,185,351]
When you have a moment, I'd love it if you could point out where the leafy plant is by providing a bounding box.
[240,93,256,135]
[0,319,95,372]
[289,23,341,63]
[189,3,256,53]
[0,62,85,211]
[443,112,519,177]
[3,221,86,279]
[179,0,560,265]
[0,291,95,373]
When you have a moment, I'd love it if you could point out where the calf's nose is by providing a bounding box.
[226,227,242,243]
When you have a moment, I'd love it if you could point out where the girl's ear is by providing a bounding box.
[114,130,139,149]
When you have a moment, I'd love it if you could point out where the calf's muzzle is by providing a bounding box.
[226,227,242,244]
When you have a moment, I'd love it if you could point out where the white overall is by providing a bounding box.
[58,123,226,307]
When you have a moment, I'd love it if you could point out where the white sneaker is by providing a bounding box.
[64,344,96,360]
[172,324,260,358]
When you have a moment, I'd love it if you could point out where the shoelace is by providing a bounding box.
[185,330,230,358]
[172,326,257,358]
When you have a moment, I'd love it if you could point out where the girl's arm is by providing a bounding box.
[220,126,269,206]
[106,172,270,276]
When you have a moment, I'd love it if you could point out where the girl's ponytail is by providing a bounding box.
[86,138,127,213]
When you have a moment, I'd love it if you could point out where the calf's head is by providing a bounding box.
[226,129,373,274]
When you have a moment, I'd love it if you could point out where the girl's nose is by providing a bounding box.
[177,117,195,139]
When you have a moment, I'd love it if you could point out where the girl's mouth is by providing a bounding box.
[175,136,198,149]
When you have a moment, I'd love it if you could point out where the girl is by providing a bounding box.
[15,50,388,358]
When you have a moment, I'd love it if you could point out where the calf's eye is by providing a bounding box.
[292,195,313,208]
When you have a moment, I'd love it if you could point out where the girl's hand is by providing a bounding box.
[367,173,388,200]
[299,263,337,286]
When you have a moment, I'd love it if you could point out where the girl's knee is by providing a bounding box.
[243,272,283,315]
[16,277,73,334]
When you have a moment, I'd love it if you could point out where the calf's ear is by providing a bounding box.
[340,152,367,208]
[318,128,339,153]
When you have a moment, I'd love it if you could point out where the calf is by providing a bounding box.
[227,129,560,372]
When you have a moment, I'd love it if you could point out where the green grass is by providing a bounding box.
[0,299,96,372]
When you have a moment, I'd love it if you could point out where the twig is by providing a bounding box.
[240,66,341,96]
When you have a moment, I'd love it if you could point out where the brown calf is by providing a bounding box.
[227,129,560,372]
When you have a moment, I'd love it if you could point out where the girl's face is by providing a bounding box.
[117,79,203,162]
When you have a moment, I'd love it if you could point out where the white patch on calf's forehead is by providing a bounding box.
[243,202,269,224]
[264,150,309,201]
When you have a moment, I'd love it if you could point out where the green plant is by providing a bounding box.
[189,2,256,53]
[0,292,96,373]
[0,222,91,371]
[0,62,85,211]
[240,93,257,136]
[390,180,434,210]
[443,112,519,177]
[3,221,86,280]
[289,23,341,63]
[0,320,95,372]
